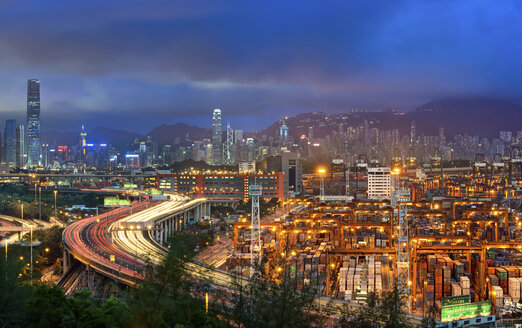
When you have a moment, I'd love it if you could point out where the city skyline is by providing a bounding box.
[0,1,521,132]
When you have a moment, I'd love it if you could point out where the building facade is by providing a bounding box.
[212,109,222,165]
[4,119,17,166]
[27,79,41,166]
[157,172,285,201]
[367,167,391,200]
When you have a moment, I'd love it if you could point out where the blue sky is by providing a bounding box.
[0,0,521,133]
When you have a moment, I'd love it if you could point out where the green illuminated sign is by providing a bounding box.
[124,183,138,189]
[441,301,491,323]
[104,197,131,207]
[145,188,163,195]
[442,295,470,307]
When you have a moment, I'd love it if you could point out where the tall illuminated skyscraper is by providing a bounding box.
[212,108,222,165]
[79,124,87,162]
[27,79,41,166]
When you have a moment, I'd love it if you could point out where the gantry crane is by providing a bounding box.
[250,183,262,277]
[391,171,411,312]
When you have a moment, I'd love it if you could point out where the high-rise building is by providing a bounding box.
[79,124,87,162]
[265,152,302,195]
[410,120,416,145]
[234,130,243,144]
[280,123,289,144]
[223,122,233,165]
[17,124,26,167]
[211,109,222,165]
[367,167,391,200]
[500,131,513,143]
[246,137,255,162]
[27,79,41,166]
[4,120,17,166]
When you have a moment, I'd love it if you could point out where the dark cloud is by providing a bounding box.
[0,0,520,132]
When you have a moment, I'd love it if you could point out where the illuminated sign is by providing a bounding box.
[442,295,470,307]
[104,197,131,207]
[123,183,138,189]
[441,301,491,323]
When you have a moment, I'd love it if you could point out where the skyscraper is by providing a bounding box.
[17,124,26,167]
[212,109,222,165]
[27,79,41,166]
[223,121,233,165]
[280,123,289,144]
[79,124,87,162]
[4,120,17,166]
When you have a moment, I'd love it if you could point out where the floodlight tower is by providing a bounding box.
[318,168,326,200]
[249,182,263,276]
[392,169,411,312]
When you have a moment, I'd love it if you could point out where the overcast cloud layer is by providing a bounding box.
[0,0,521,132]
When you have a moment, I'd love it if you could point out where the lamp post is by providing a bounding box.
[38,187,41,222]
[54,190,58,225]
[20,202,24,221]
[30,225,33,286]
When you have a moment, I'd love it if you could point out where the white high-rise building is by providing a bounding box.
[367,167,391,200]
[212,109,222,165]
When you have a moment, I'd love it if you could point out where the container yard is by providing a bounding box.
[228,164,522,327]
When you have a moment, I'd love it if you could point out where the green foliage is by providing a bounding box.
[231,248,325,328]
[30,227,64,267]
[337,286,413,328]
[0,184,104,222]
[130,232,225,328]
[236,197,280,218]
[0,250,33,327]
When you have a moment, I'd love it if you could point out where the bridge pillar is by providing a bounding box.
[63,250,69,273]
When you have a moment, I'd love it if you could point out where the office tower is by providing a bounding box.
[410,120,416,145]
[41,143,49,167]
[223,122,233,165]
[367,167,391,200]
[500,131,512,143]
[266,152,302,195]
[234,129,243,144]
[79,124,87,162]
[4,120,17,166]
[27,79,41,166]
[17,124,26,167]
[280,123,289,144]
[246,138,255,162]
[439,127,445,146]
[212,108,222,165]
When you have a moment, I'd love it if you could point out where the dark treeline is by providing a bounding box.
[0,231,436,328]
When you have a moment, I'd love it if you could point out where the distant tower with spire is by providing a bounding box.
[79,124,87,163]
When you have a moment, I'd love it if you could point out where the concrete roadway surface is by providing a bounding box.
[0,214,57,246]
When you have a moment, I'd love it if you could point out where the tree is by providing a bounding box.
[130,232,225,328]
[419,304,438,328]
[25,285,73,328]
[337,286,413,328]
[231,241,326,328]
[0,250,32,327]
[338,292,383,328]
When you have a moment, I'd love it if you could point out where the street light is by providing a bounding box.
[54,190,58,225]
[38,187,41,222]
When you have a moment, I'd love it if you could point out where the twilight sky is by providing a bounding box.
[0,0,521,133]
